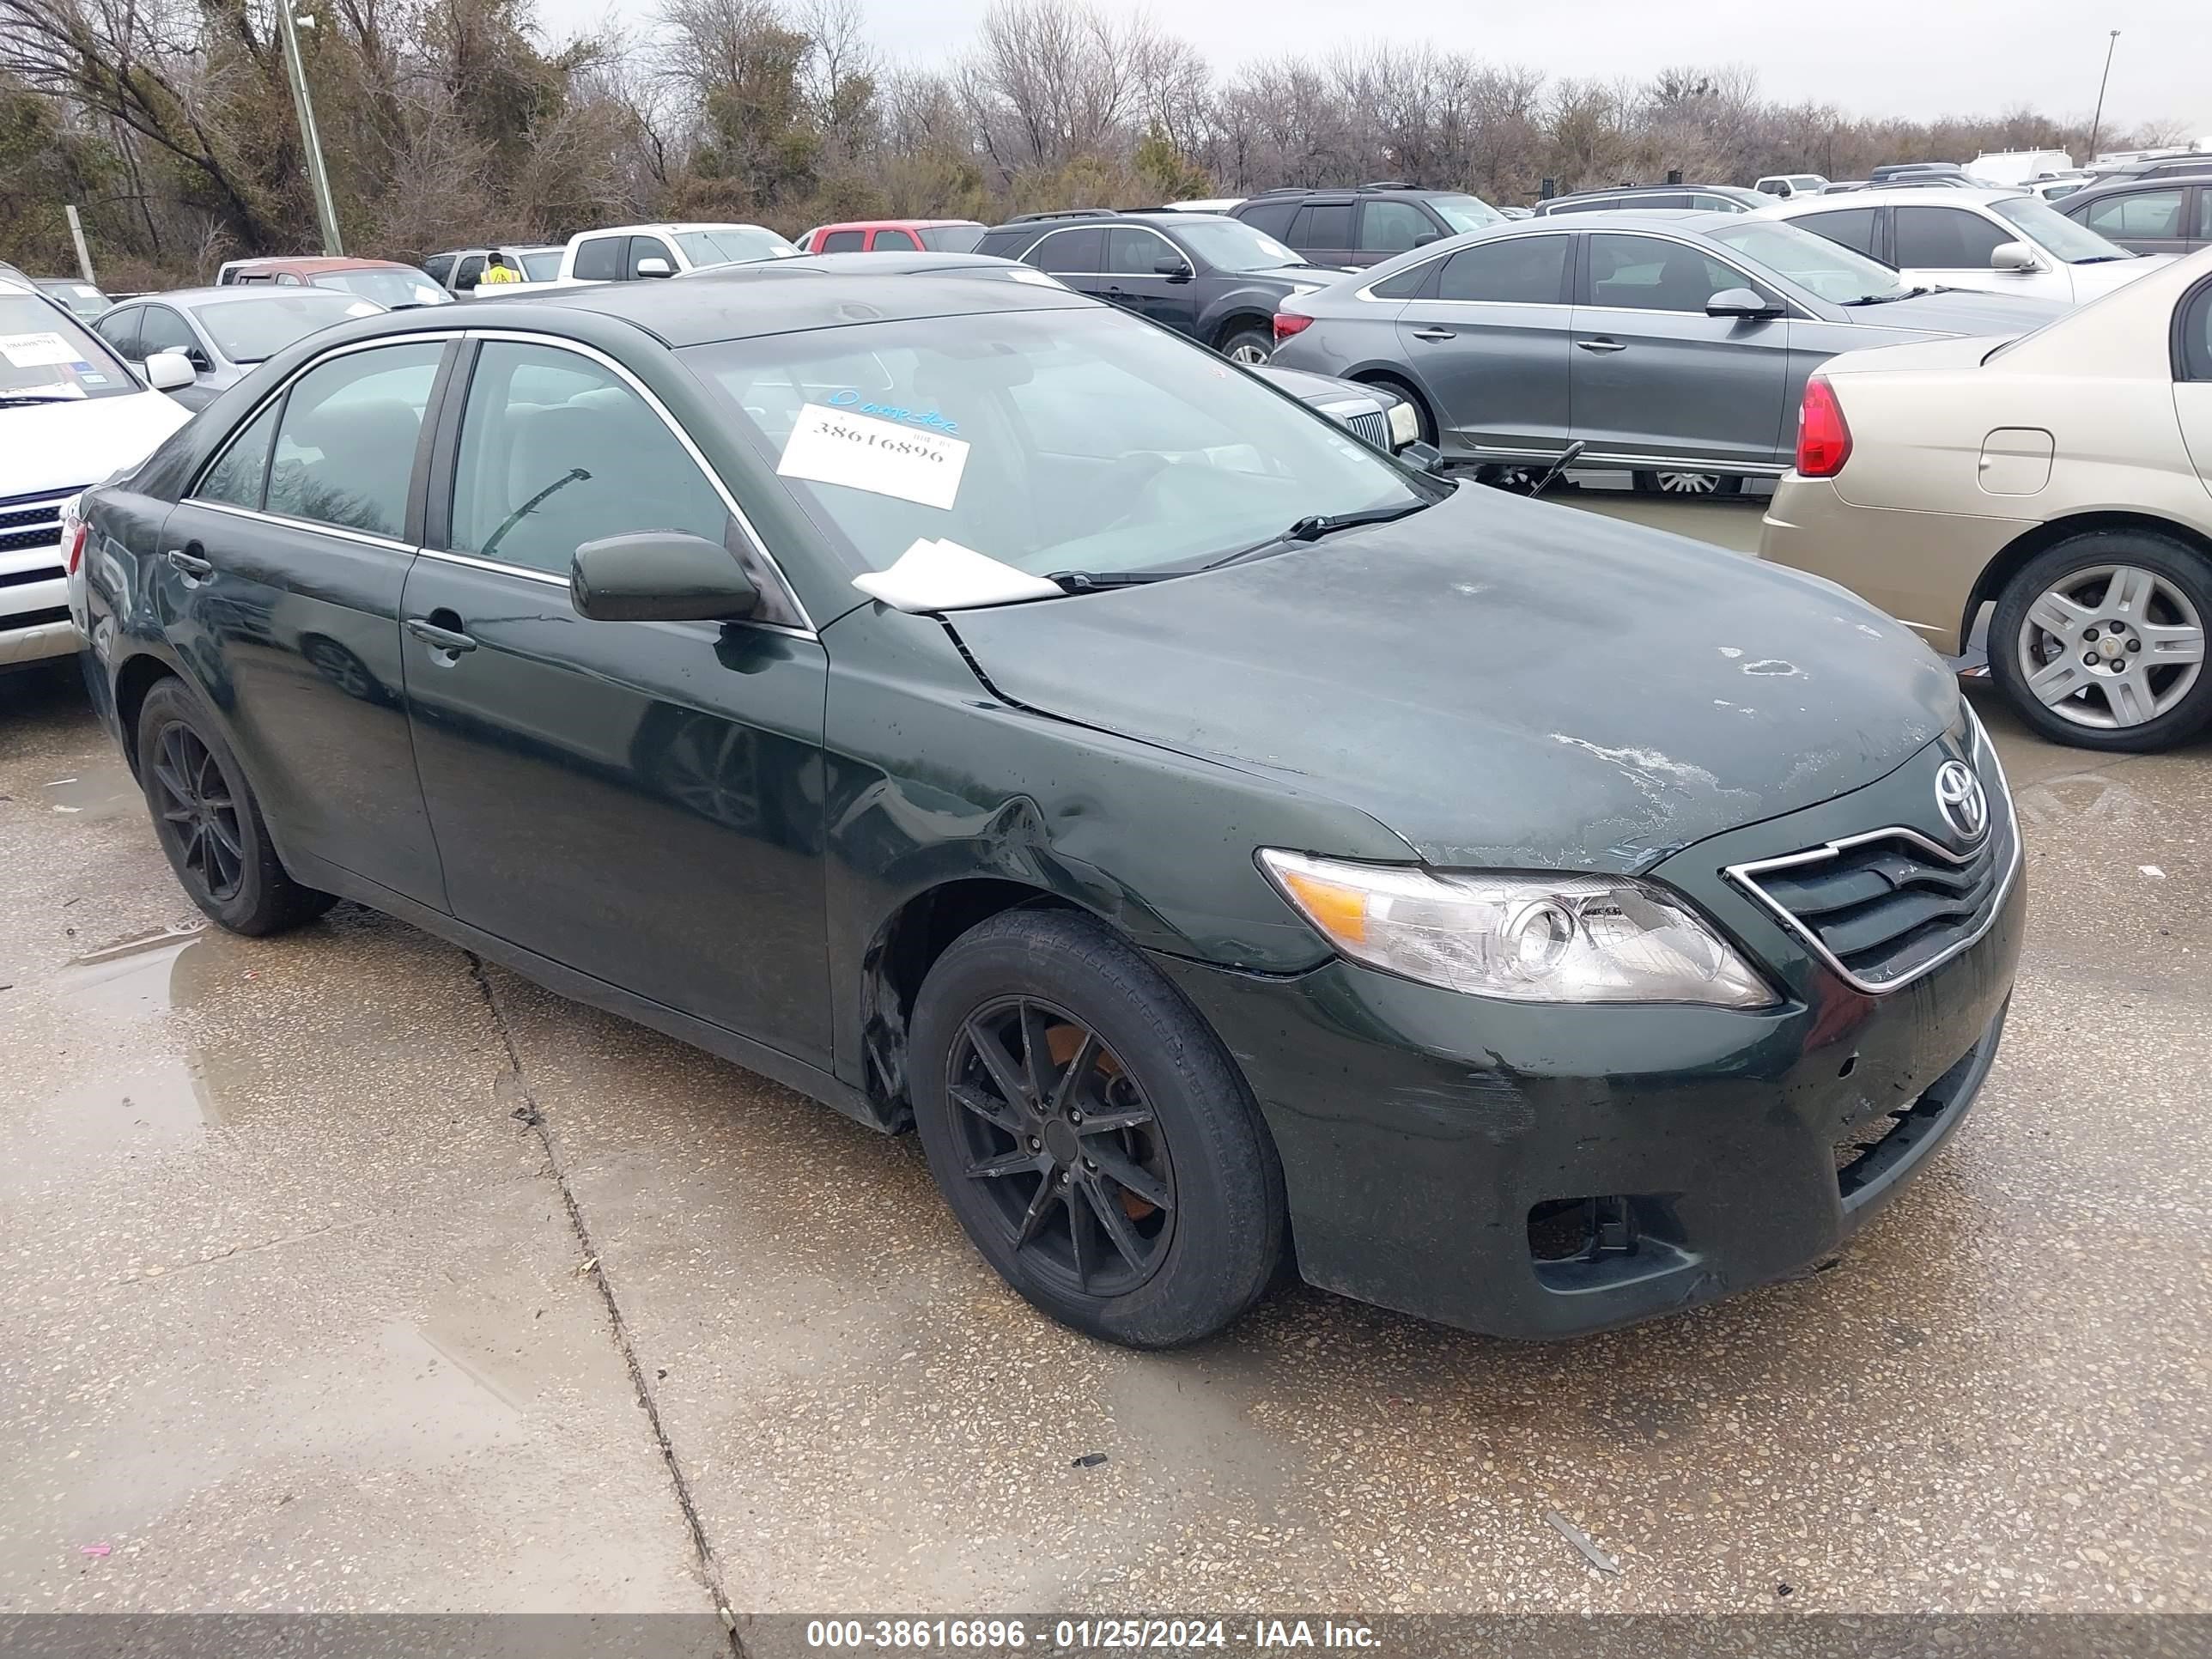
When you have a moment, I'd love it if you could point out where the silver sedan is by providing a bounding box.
[1268,210,2067,495]
[91,286,381,411]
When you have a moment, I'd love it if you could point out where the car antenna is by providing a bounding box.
[1528,441,1587,498]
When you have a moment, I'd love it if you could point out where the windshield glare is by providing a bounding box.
[0,295,137,399]
[519,250,562,281]
[917,225,985,252]
[687,308,1423,583]
[1431,195,1505,233]
[1991,195,2133,263]
[1167,218,1301,271]
[192,293,368,363]
[1709,221,1910,303]
[675,228,802,267]
[315,269,451,308]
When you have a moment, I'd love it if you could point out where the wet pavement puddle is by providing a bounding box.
[37,750,141,823]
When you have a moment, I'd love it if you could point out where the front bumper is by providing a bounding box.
[0,617,81,668]
[1158,738,2026,1340]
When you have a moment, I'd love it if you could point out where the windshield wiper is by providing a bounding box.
[2074,253,2132,264]
[1201,499,1431,571]
[1047,568,1182,592]
[0,392,82,406]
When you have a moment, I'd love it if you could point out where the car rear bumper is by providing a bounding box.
[1760,475,2034,658]
[1152,812,2024,1340]
[0,617,81,667]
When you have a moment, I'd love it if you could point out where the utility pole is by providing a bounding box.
[64,205,95,285]
[2086,29,2120,166]
[276,2,343,255]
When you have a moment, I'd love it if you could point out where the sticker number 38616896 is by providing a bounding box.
[776,403,971,512]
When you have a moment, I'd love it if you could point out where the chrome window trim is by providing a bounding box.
[1722,712,2021,996]
[184,330,464,507]
[191,497,416,554]
[1023,225,1100,272]
[461,328,817,635]
[1355,230,1576,305]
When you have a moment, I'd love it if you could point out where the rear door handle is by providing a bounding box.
[164,547,212,581]
[1576,338,1627,353]
[405,617,477,654]
[1410,327,1456,342]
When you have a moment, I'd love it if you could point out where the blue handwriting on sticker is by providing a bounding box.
[825,387,958,435]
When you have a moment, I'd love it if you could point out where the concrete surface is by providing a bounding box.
[2,490,2208,1616]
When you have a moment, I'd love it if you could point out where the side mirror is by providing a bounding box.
[1990,240,2039,272]
[144,350,196,391]
[1153,256,1194,280]
[635,257,673,278]
[1399,440,1448,476]
[1705,287,1781,319]
[571,532,759,623]
[1412,230,1442,246]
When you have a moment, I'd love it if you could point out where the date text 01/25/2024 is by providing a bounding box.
[802,1619,1382,1650]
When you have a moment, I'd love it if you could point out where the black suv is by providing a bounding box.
[1229,183,1505,268]
[971,210,1346,362]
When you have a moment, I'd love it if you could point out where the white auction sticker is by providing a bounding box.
[0,331,78,368]
[777,403,969,511]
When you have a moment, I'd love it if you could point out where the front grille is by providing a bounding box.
[0,487,79,559]
[1344,409,1389,448]
[1,605,70,632]
[1729,804,2017,994]
[0,526,62,556]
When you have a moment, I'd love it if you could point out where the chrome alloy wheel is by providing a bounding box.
[2015,563,2206,730]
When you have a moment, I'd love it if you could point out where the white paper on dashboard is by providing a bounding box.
[852,538,1061,612]
[776,403,970,510]
[0,331,78,368]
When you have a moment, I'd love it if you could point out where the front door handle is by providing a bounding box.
[1410,327,1456,342]
[1577,338,1628,353]
[165,547,212,581]
[405,617,477,654]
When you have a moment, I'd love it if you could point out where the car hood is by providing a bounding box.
[0,389,191,495]
[1253,364,1378,405]
[1859,288,2069,335]
[946,484,1960,874]
[2069,253,2172,298]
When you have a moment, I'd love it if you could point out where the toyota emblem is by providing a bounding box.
[1935,760,1989,842]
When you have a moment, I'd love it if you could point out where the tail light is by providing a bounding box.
[1273,312,1314,343]
[1795,375,1851,477]
[61,495,88,575]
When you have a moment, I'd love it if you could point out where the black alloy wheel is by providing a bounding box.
[136,678,337,935]
[148,722,245,902]
[944,995,1175,1298]
[909,909,1286,1347]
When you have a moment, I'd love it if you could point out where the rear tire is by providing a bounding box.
[1988,531,2212,752]
[908,908,1286,1348]
[1632,470,1742,497]
[136,678,337,935]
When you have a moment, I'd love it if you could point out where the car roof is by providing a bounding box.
[817,219,981,231]
[1762,185,2018,210]
[2069,170,2212,196]
[226,256,414,273]
[144,284,366,307]
[455,261,1091,347]
[574,222,773,238]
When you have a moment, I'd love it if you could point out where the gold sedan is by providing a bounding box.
[1760,244,2212,751]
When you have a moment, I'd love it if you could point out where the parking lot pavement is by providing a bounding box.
[3,505,2209,1615]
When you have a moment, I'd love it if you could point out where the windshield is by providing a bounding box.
[675,228,802,267]
[519,250,562,281]
[191,291,372,363]
[917,225,985,252]
[0,294,138,400]
[1168,218,1303,271]
[1708,220,1911,304]
[314,268,452,308]
[36,282,111,321]
[1430,194,1504,234]
[1990,195,2134,263]
[685,307,1425,585]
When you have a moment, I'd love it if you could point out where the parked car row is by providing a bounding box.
[64,254,2028,1355]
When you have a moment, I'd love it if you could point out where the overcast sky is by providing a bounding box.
[538,0,2210,138]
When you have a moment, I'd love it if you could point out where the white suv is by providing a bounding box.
[550,222,802,286]
[0,275,191,673]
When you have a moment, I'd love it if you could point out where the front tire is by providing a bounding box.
[136,678,337,935]
[908,909,1286,1348]
[1217,325,1273,366]
[1988,531,2212,752]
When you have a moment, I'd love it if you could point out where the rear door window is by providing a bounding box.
[94,306,143,362]
[1031,228,1104,274]
[1893,207,2008,267]
[453,253,486,289]
[1104,227,1175,275]
[572,237,624,281]
[2081,188,2184,239]
[873,228,921,251]
[1790,207,1880,258]
[1303,204,1353,249]
[264,341,444,539]
[1437,236,1568,304]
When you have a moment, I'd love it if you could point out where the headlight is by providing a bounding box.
[1387,399,1419,448]
[1258,849,1776,1007]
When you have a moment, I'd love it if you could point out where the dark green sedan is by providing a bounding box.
[74,265,2023,1347]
